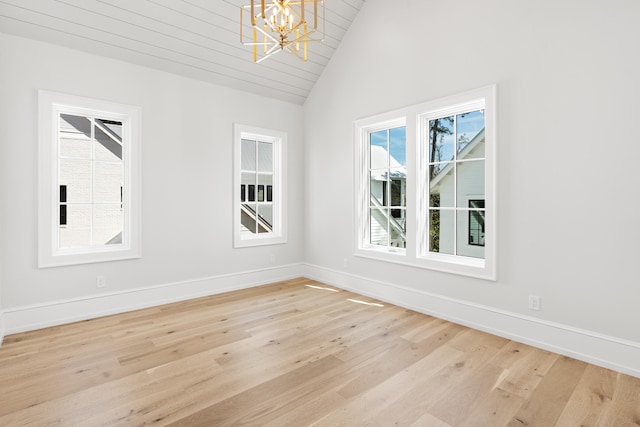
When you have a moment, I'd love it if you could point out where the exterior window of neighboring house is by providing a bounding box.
[38,91,141,267]
[355,85,496,280]
[468,200,485,246]
[59,185,67,226]
[233,124,286,247]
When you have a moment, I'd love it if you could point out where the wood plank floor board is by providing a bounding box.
[314,344,464,426]
[554,364,618,427]
[1,278,639,426]
[507,356,589,426]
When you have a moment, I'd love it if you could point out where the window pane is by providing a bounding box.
[258,204,273,232]
[389,127,406,168]
[369,130,388,170]
[430,163,454,208]
[258,141,272,173]
[59,159,91,203]
[258,174,272,191]
[241,139,256,171]
[429,116,454,164]
[390,208,406,248]
[458,210,485,259]
[94,120,123,162]
[94,162,123,203]
[429,209,454,255]
[390,178,405,207]
[240,202,258,234]
[370,207,389,246]
[456,109,485,159]
[59,204,91,248]
[59,114,91,159]
[93,204,123,246]
[370,173,387,206]
[456,159,484,207]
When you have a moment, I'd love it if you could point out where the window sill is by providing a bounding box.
[354,247,495,281]
[234,235,287,248]
[39,245,141,268]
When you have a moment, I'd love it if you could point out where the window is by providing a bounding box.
[38,91,141,267]
[363,121,407,250]
[233,124,286,247]
[355,85,496,280]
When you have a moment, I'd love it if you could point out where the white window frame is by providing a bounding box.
[233,124,287,248]
[38,90,142,268]
[355,85,496,280]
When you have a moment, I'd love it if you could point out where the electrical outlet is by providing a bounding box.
[97,276,106,288]
[528,295,540,311]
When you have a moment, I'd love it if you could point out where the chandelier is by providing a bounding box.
[240,0,325,63]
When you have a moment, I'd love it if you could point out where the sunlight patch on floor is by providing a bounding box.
[347,298,384,307]
[305,284,340,292]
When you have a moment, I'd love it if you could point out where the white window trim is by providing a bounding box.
[38,90,142,268]
[355,85,497,280]
[233,124,287,248]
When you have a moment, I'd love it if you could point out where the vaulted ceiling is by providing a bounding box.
[0,0,365,104]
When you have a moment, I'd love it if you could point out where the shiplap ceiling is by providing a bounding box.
[0,0,365,104]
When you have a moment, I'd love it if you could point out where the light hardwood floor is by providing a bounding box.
[1,278,639,426]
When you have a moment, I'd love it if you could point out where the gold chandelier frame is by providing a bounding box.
[240,0,325,63]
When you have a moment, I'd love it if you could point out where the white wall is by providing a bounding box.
[304,0,640,375]
[0,33,305,331]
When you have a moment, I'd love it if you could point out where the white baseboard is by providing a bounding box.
[302,263,640,379]
[4,262,639,379]
[3,263,305,335]
[0,311,4,346]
